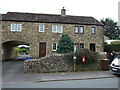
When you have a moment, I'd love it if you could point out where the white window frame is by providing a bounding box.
[39,24,45,32]
[10,24,16,31]
[17,24,22,32]
[91,27,96,34]
[52,43,57,51]
[52,25,57,33]
[57,25,63,33]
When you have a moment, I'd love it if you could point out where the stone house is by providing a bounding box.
[1,8,104,60]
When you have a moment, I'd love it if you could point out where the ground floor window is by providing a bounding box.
[75,43,84,51]
[90,43,96,52]
[52,43,57,51]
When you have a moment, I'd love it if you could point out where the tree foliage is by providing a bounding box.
[101,18,120,39]
[57,34,74,53]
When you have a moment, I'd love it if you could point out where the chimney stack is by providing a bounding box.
[61,7,66,16]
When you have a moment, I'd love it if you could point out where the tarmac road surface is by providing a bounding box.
[2,78,119,88]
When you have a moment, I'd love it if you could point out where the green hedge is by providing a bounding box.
[65,49,99,66]
[65,49,100,71]
[104,45,120,53]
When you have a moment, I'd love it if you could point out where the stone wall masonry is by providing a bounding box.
[24,54,73,73]
[2,21,104,59]
[24,53,105,73]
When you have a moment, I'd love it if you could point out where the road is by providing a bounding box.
[2,60,119,88]
[2,78,119,88]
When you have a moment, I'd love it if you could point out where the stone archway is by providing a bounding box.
[2,41,29,60]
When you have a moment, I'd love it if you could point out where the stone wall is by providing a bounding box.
[24,54,73,73]
[24,53,103,73]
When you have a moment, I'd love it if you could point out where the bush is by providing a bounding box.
[110,41,120,45]
[65,49,99,66]
[104,45,120,53]
[57,34,74,54]
[104,41,120,52]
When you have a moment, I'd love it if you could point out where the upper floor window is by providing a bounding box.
[74,26,79,33]
[52,25,57,33]
[39,24,45,32]
[10,24,22,32]
[91,27,96,34]
[57,25,63,33]
[74,26,84,34]
[52,43,57,51]
[80,26,84,34]
[52,25,63,33]
[17,24,22,31]
[11,24,16,31]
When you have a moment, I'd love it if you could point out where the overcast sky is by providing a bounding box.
[0,0,119,21]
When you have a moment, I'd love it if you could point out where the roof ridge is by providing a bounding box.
[2,12,104,26]
[6,12,93,18]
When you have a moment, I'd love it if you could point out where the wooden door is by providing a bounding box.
[39,42,46,58]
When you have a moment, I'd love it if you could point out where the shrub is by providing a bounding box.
[57,34,74,54]
[104,45,120,53]
[65,49,99,66]
[110,41,120,45]
[104,41,120,53]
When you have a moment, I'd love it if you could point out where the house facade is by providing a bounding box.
[1,8,104,60]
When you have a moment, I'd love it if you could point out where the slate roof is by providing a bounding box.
[2,12,104,26]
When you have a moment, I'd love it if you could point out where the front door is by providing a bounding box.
[39,42,46,58]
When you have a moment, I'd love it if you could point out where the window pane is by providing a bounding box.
[52,43,57,51]
[17,24,22,31]
[80,43,84,49]
[80,26,84,34]
[74,26,79,33]
[52,25,57,33]
[75,43,79,51]
[57,25,63,33]
[11,24,16,31]
[90,43,96,51]
[92,27,96,34]
[39,24,44,32]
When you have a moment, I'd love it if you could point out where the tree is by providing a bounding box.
[57,34,74,54]
[101,18,120,39]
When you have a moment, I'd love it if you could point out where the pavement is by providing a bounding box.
[2,61,117,83]
[34,71,116,82]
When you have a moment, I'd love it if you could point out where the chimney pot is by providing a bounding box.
[61,7,66,16]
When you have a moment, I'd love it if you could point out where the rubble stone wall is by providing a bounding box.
[24,53,104,73]
[24,54,73,73]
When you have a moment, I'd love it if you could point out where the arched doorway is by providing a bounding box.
[2,41,29,60]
